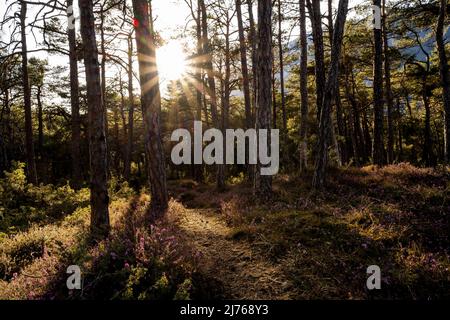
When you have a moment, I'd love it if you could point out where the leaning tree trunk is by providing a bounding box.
[20,1,38,185]
[132,0,168,219]
[436,0,450,163]
[372,0,385,165]
[255,0,273,196]
[79,0,110,238]
[67,0,81,189]
[299,0,308,172]
[312,0,349,188]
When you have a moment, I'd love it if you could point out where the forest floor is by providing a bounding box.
[0,163,449,299]
[172,206,292,299]
[168,163,450,299]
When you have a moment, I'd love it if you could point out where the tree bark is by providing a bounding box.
[247,0,257,125]
[119,76,128,169]
[236,0,253,181]
[79,0,110,238]
[99,7,109,175]
[306,0,326,121]
[132,0,168,219]
[199,0,223,189]
[277,0,287,130]
[124,35,134,180]
[199,0,219,126]
[382,0,394,164]
[312,0,349,188]
[372,0,385,165]
[272,65,277,129]
[236,0,252,131]
[68,0,81,189]
[328,0,346,164]
[436,0,450,163]
[255,0,273,196]
[193,2,204,182]
[20,1,38,185]
[422,73,432,166]
[37,84,43,155]
[218,13,232,191]
[299,0,308,172]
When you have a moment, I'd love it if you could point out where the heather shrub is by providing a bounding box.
[61,200,200,300]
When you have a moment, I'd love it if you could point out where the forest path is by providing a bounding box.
[172,205,293,299]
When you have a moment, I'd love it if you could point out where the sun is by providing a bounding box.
[156,41,187,81]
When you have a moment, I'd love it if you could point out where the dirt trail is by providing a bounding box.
[173,206,293,299]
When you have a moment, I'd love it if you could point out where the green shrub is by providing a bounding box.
[0,162,90,233]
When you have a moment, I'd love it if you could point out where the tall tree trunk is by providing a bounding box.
[255,0,273,196]
[119,76,128,168]
[382,0,394,164]
[272,65,277,128]
[99,7,109,175]
[193,2,204,182]
[37,84,43,155]
[199,0,219,126]
[236,0,252,130]
[306,0,325,120]
[299,0,308,172]
[344,71,364,164]
[362,108,372,161]
[422,75,432,166]
[247,0,257,125]
[396,98,403,161]
[1,89,11,170]
[132,0,168,219]
[344,59,367,164]
[372,0,385,165]
[20,1,38,185]
[124,35,134,180]
[113,93,120,173]
[312,0,349,188]
[199,0,223,189]
[20,2,38,182]
[218,15,232,191]
[68,0,81,189]
[79,0,110,238]
[328,0,346,164]
[236,0,253,181]
[277,0,287,130]
[436,0,450,163]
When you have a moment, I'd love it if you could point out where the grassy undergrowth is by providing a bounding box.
[0,164,210,300]
[177,163,450,299]
[1,163,449,299]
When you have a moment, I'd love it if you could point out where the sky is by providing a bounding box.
[0,0,367,98]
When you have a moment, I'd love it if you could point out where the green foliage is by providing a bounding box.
[0,162,90,233]
[108,176,136,200]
